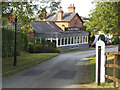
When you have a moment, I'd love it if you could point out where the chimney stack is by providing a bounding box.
[57,6,63,21]
[68,4,75,13]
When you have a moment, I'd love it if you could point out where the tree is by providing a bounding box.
[2,0,61,33]
[87,2,119,35]
[86,2,120,48]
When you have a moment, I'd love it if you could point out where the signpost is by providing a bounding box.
[96,39,105,85]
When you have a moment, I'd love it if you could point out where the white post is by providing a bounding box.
[64,37,65,45]
[51,37,52,42]
[67,37,68,45]
[60,38,62,46]
[70,37,72,44]
[76,36,78,44]
[96,39,105,83]
[56,38,58,47]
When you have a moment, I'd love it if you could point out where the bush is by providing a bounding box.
[33,42,61,53]
[55,47,61,53]
[2,28,27,57]
[98,34,105,42]
[28,42,34,53]
[34,44,42,53]
[111,35,119,45]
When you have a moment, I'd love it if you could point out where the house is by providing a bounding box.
[32,4,89,51]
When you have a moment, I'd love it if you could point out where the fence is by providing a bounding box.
[105,51,120,87]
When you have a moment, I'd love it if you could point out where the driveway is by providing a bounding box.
[3,46,118,88]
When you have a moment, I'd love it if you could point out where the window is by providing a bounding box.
[75,22,77,27]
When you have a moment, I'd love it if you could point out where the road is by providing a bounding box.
[3,46,118,88]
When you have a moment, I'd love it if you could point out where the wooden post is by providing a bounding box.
[105,54,107,82]
[113,54,117,87]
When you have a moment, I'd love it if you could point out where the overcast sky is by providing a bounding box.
[60,0,96,18]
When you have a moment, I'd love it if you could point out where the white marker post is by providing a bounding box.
[96,39,105,85]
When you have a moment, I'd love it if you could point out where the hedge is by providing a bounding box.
[2,28,27,57]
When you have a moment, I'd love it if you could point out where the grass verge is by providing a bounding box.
[63,48,95,53]
[3,52,59,78]
[88,55,120,88]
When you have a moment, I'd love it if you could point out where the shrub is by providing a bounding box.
[2,28,27,57]
[98,34,105,42]
[33,42,61,53]
[28,42,34,53]
[48,42,56,48]
[111,35,119,45]
[55,47,61,53]
[34,44,42,53]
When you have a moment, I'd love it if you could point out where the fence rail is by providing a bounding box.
[105,51,120,88]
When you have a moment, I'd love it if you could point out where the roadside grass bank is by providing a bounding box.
[88,55,120,88]
[63,48,95,53]
[3,52,59,78]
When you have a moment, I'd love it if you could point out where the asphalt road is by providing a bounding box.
[3,46,118,88]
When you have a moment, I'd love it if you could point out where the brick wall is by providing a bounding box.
[69,15,83,27]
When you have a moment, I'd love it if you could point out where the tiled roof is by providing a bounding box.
[30,22,62,34]
[46,12,76,22]
[35,12,83,22]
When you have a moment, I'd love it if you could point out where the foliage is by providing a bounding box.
[2,0,61,26]
[28,42,34,53]
[90,35,95,43]
[98,34,105,42]
[86,2,120,35]
[20,23,34,33]
[2,17,9,27]
[33,42,61,53]
[34,44,42,53]
[2,28,27,57]
[111,35,119,45]
[2,2,37,25]
[27,36,36,43]
[49,1,61,14]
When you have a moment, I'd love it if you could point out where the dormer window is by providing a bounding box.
[75,22,77,27]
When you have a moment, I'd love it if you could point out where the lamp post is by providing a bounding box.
[14,16,17,66]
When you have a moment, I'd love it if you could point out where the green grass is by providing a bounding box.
[63,48,95,53]
[2,52,59,78]
[88,55,120,88]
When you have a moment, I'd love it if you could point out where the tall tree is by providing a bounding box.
[86,2,120,48]
[2,0,61,32]
[87,2,119,35]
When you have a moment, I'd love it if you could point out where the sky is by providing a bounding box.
[60,0,96,18]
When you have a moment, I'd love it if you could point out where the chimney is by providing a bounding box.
[68,4,75,13]
[57,6,63,21]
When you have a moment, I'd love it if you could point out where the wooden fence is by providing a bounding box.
[105,51,120,87]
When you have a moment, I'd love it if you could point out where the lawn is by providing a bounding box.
[2,52,59,78]
[88,55,120,88]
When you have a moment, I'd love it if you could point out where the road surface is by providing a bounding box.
[3,47,118,88]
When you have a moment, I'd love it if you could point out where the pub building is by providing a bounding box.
[31,4,89,51]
